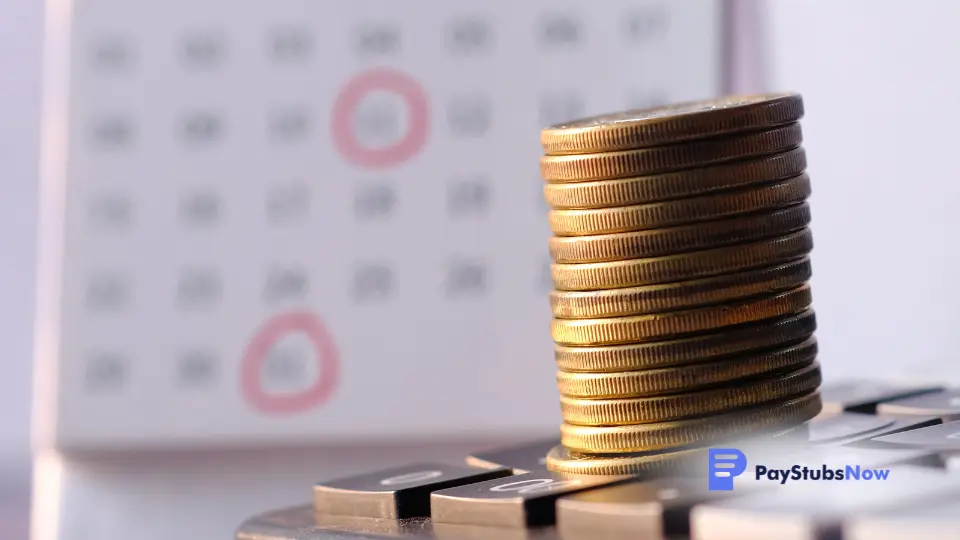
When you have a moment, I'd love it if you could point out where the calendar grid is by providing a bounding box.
[35,0,725,451]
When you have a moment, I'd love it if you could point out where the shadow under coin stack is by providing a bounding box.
[538,93,823,475]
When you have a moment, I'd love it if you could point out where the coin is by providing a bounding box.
[540,123,802,182]
[552,229,812,291]
[545,444,704,476]
[543,148,807,209]
[549,174,810,237]
[539,93,821,470]
[556,337,817,398]
[560,387,823,453]
[541,93,804,155]
[552,285,811,346]
[551,258,812,319]
[549,203,811,263]
[560,362,821,426]
[545,391,821,474]
[555,310,816,373]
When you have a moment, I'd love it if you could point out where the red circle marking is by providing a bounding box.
[240,311,340,415]
[331,67,430,168]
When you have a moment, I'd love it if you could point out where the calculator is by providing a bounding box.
[235,380,960,540]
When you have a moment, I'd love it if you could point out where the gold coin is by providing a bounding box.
[545,444,704,476]
[549,174,810,237]
[552,285,812,347]
[556,309,816,373]
[543,148,806,209]
[556,337,817,398]
[560,362,821,426]
[551,258,812,319]
[550,203,811,263]
[560,387,823,453]
[541,123,802,182]
[549,425,811,476]
[546,392,822,477]
[541,93,804,155]
[552,229,812,291]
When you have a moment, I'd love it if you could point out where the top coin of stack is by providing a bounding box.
[538,94,823,476]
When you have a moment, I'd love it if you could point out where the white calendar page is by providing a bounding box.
[35,0,725,451]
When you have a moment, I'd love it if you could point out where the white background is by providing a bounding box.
[0,0,41,467]
[0,0,41,537]
[4,0,960,539]
[765,0,960,383]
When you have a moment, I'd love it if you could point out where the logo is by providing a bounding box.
[707,447,893,491]
[708,448,748,491]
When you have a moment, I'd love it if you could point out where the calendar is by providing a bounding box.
[34,0,726,451]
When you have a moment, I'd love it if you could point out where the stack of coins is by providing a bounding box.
[538,94,822,475]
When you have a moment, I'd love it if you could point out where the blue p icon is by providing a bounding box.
[708,448,747,491]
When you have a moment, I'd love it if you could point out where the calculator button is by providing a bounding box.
[556,478,734,539]
[808,412,894,443]
[808,412,941,446]
[872,420,960,449]
[820,380,941,414]
[877,388,960,420]
[313,463,511,519]
[690,466,960,540]
[430,471,632,528]
[845,502,960,540]
[465,439,558,473]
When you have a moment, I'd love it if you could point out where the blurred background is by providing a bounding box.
[3,0,960,538]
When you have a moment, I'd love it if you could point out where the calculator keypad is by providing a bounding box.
[465,438,558,473]
[313,463,511,519]
[808,411,942,446]
[872,420,960,450]
[556,478,734,539]
[819,381,942,414]
[238,380,960,539]
[690,466,960,540]
[430,471,632,528]
[877,388,960,420]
